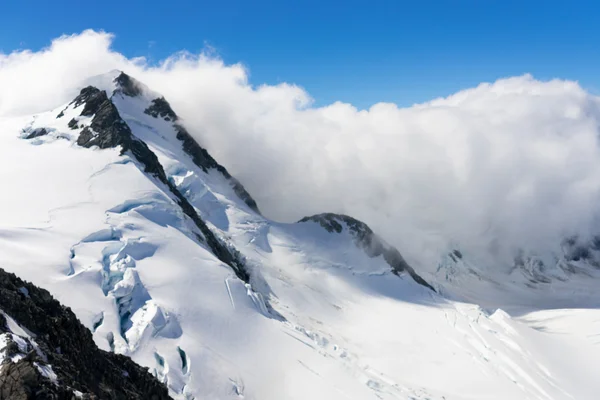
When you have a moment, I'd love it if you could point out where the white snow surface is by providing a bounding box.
[0,71,599,399]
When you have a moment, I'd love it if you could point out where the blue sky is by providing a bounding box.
[1,0,599,108]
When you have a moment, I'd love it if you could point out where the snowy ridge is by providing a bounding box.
[1,71,599,399]
[432,235,600,314]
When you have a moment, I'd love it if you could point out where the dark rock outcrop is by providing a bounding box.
[76,89,131,150]
[0,268,171,400]
[72,86,104,115]
[67,119,78,130]
[23,128,48,140]
[114,72,143,97]
[299,213,435,291]
[0,352,74,400]
[143,97,177,122]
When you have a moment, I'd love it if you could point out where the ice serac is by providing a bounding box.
[299,213,435,291]
[0,268,171,400]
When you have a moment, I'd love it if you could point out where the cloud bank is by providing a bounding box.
[3,30,600,270]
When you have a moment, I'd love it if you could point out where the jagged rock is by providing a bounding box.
[299,213,435,291]
[71,86,104,114]
[144,97,177,121]
[76,90,130,150]
[0,359,66,400]
[67,119,78,130]
[114,72,143,97]
[0,268,171,400]
[0,313,7,332]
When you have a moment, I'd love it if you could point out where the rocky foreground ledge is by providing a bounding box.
[0,268,171,400]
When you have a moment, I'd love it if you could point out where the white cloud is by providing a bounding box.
[2,30,600,270]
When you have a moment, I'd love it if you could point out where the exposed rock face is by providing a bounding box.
[0,268,171,400]
[76,89,131,150]
[23,128,48,140]
[67,118,78,129]
[143,97,177,121]
[73,86,105,115]
[114,72,143,97]
[0,355,73,400]
[299,213,435,291]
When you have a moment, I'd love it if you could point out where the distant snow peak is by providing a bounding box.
[299,213,435,291]
[510,234,600,286]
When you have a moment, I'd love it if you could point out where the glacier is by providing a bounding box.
[0,71,599,399]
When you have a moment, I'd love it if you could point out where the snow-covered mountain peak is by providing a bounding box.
[79,69,152,100]
[3,71,600,399]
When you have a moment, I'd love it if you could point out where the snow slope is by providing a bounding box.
[1,71,599,399]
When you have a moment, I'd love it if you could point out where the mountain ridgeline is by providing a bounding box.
[299,213,435,291]
[68,77,252,284]
[65,71,434,291]
[0,71,436,398]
